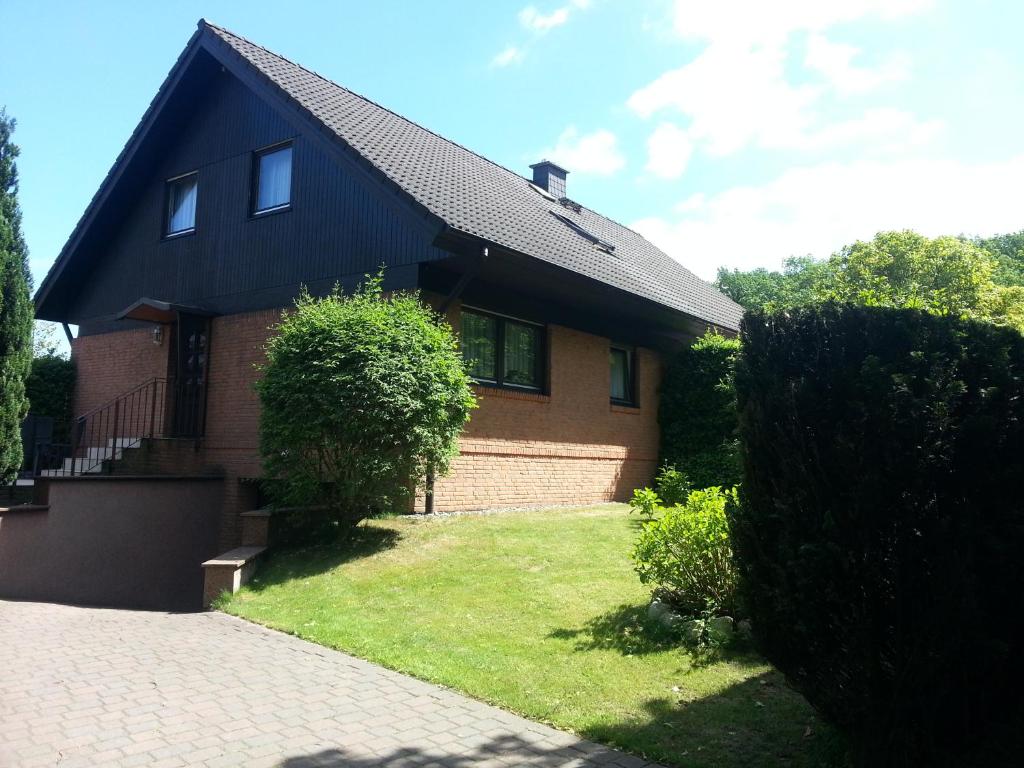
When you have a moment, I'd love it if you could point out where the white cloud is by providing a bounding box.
[631,155,1024,280]
[628,43,818,156]
[491,45,526,68]
[541,126,626,175]
[805,34,910,92]
[628,0,935,161]
[645,123,693,179]
[519,6,571,32]
[802,108,943,152]
[669,0,933,47]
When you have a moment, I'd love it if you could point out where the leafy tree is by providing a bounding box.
[257,274,476,538]
[0,109,33,483]
[718,230,1024,332]
[716,255,825,311]
[976,230,1024,287]
[822,231,997,317]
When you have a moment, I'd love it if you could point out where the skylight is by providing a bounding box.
[551,212,616,254]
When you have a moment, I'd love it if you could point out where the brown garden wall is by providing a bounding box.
[0,477,223,611]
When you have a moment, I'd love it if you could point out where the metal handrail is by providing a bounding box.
[35,378,170,478]
[74,377,168,421]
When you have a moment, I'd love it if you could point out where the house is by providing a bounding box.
[27,20,741,596]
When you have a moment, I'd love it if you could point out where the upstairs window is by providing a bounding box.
[460,308,544,391]
[165,172,197,237]
[610,345,635,405]
[252,143,293,214]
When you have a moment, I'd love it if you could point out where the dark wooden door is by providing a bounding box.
[171,314,210,438]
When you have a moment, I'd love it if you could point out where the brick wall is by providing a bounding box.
[70,303,663,542]
[72,327,170,418]
[423,318,661,511]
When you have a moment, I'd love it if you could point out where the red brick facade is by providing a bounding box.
[71,304,662,544]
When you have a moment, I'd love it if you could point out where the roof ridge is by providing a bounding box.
[200,20,541,193]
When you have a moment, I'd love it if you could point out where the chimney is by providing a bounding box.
[530,160,568,199]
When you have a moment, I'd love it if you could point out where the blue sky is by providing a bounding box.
[3,0,1023,295]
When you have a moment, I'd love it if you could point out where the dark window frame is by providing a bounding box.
[610,344,637,406]
[162,171,198,239]
[460,306,547,393]
[250,141,294,218]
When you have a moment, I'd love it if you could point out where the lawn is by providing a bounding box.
[219,505,841,768]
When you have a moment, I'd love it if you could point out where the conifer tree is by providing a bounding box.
[0,108,35,482]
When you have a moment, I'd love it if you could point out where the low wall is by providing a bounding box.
[0,476,223,611]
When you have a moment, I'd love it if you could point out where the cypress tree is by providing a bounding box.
[0,108,34,482]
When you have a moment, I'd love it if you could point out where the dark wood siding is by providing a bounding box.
[70,68,447,333]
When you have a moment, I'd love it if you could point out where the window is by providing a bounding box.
[610,346,635,405]
[165,172,197,236]
[252,143,293,214]
[460,308,544,391]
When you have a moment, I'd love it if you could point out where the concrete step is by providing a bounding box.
[107,437,143,449]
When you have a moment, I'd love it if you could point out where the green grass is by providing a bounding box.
[220,505,842,767]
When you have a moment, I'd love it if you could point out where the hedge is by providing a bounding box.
[732,304,1024,766]
[658,331,741,489]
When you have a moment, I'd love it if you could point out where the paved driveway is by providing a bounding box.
[0,601,659,768]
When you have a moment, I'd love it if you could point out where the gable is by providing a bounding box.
[38,48,449,328]
[37,20,743,332]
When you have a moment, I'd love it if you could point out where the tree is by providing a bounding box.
[976,230,1024,287]
[0,109,34,483]
[256,274,476,539]
[716,255,825,312]
[717,230,1024,332]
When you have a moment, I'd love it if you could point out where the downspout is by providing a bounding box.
[61,323,74,346]
[427,245,489,514]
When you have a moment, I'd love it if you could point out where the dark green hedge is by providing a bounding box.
[732,304,1024,766]
[25,354,75,443]
[658,331,741,489]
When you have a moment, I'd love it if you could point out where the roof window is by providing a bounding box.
[551,212,616,254]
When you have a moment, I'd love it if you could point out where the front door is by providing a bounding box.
[171,314,210,438]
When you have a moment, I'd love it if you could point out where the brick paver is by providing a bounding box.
[0,601,660,767]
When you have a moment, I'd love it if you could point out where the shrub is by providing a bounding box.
[256,275,476,539]
[632,486,738,617]
[733,304,1024,767]
[659,331,741,489]
[628,486,661,517]
[654,464,691,507]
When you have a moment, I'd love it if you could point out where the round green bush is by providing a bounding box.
[733,304,1024,766]
[632,486,738,617]
[257,275,476,537]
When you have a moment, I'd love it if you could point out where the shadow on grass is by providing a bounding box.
[549,602,681,656]
[584,671,848,768]
[549,602,761,670]
[243,525,402,593]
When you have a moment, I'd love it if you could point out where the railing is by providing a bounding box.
[33,378,169,478]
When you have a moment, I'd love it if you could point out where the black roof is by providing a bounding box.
[37,20,743,332]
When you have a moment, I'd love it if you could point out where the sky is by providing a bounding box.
[2,0,1023,297]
